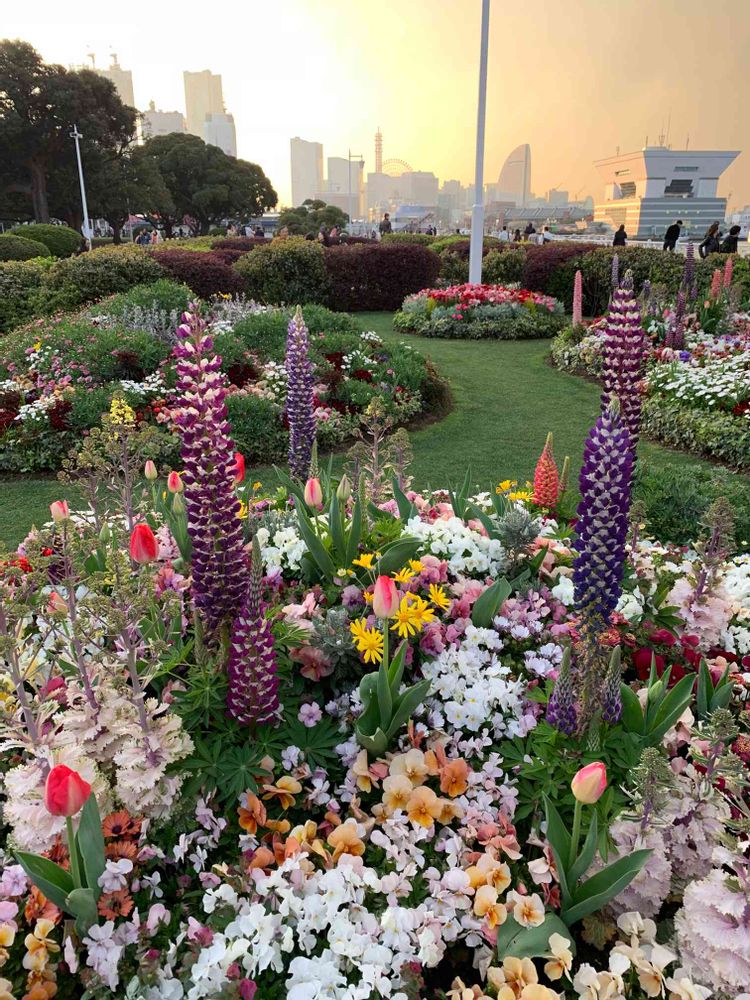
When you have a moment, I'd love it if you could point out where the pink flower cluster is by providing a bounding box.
[416,283,561,315]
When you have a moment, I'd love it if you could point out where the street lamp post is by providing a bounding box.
[469,0,491,284]
[70,124,92,248]
[348,150,364,232]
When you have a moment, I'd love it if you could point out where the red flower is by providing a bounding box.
[130,523,158,564]
[647,628,676,647]
[233,452,246,484]
[633,647,665,680]
[44,764,91,817]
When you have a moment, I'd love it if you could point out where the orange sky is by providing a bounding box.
[5,0,750,209]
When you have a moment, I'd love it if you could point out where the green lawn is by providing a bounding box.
[0,311,724,548]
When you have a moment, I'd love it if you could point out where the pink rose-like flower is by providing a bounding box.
[304,477,323,509]
[49,500,69,523]
[571,762,607,804]
[372,575,399,619]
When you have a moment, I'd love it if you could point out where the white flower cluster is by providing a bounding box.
[15,393,60,423]
[0,378,23,393]
[342,349,376,374]
[421,624,531,737]
[259,360,288,402]
[647,353,750,412]
[359,330,382,345]
[256,522,306,574]
[119,372,164,398]
[406,515,505,577]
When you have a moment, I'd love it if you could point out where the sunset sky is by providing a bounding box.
[6,0,750,209]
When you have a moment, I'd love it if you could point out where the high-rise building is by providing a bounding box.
[405,171,439,206]
[204,113,237,157]
[375,127,383,174]
[95,55,135,107]
[546,188,569,206]
[497,143,531,206]
[594,146,740,237]
[290,137,324,206]
[327,156,364,218]
[183,70,226,140]
[140,101,186,141]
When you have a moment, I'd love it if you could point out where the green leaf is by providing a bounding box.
[76,795,105,900]
[542,795,571,902]
[386,641,408,699]
[376,656,393,728]
[357,673,380,734]
[387,680,431,739]
[568,812,598,885]
[471,578,511,628]
[496,912,575,960]
[329,491,345,565]
[648,673,695,745]
[273,465,306,505]
[15,852,74,911]
[66,887,99,935]
[563,848,652,924]
[697,659,711,719]
[355,726,388,756]
[294,499,337,579]
[392,478,416,521]
[377,537,421,576]
[619,683,644,734]
[345,499,363,566]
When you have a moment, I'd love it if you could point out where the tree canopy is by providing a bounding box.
[277,200,349,235]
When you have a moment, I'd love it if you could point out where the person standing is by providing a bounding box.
[513,228,522,242]
[378,213,392,237]
[663,220,682,251]
[698,222,721,258]
[720,225,741,253]
[498,225,510,242]
[613,224,627,246]
[524,222,535,240]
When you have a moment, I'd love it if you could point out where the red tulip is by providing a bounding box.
[233,452,246,484]
[44,764,91,817]
[167,471,183,493]
[304,477,323,509]
[372,575,399,619]
[571,762,607,804]
[49,500,69,523]
[130,523,158,564]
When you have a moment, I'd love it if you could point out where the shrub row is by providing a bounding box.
[640,397,750,469]
[9,223,82,258]
[0,234,48,261]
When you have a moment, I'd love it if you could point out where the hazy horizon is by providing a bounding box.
[5,0,750,210]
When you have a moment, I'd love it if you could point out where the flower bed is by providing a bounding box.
[394,283,566,339]
[0,305,748,999]
[0,283,442,472]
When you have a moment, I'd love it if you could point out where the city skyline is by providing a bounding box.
[5,0,750,210]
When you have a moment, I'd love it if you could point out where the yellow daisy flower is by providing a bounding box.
[390,594,436,638]
[352,553,376,570]
[508,490,534,502]
[393,566,415,585]
[497,479,517,493]
[409,559,424,573]
[349,618,384,663]
[428,584,450,611]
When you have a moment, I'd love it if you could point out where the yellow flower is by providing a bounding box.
[349,618,384,664]
[381,774,413,815]
[262,775,302,809]
[237,501,249,519]
[33,340,42,351]
[22,917,59,972]
[497,479,517,493]
[0,924,15,947]
[390,594,436,639]
[406,785,441,827]
[393,566,415,584]
[363,591,374,604]
[352,552,376,570]
[429,584,450,611]
[408,559,424,573]
[544,932,573,981]
[108,397,136,427]
[253,481,262,491]
[509,490,534,502]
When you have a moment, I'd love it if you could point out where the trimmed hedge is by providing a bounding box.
[640,397,750,469]
[10,223,82,258]
[324,243,442,312]
[234,238,330,306]
[211,236,268,251]
[381,233,437,246]
[40,245,165,312]
[150,248,245,298]
[0,234,48,261]
[0,260,51,334]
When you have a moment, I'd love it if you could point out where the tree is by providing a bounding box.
[277,200,349,235]
[139,133,277,236]
[86,146,175,243]
[0,40,138,223]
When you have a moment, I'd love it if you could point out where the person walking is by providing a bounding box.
[613,224,627,247]
[698,222,721,258]
[720,225,741,254]
[513,228,522,242]
[524,222,535,240]
[663,219,682,251]
[378,213,392,237]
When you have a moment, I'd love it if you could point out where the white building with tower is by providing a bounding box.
[140,102,186,140]
[594,146,740,238]
[204,112,237,157]
[290,137,324,206]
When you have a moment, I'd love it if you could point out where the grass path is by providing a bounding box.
[0,311,721,548]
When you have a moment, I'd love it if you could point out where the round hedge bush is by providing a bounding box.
[234,237,330,306]
[10,223,82,258]
[0,234,48,261]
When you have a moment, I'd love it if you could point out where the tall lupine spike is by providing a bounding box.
[558,455,571,496]
[173,307,249,637]
[226,536,280,726]
[640,278,651,313]
[602,646,623,724]
[532,432,559,508]
[710,268,722,300]
[546,645,577,735]
[673,289,686,350]
[285,306,317,481]
[572,269,583,327]
[610,252,620,290]
[600,269,648,456]
[723,255,733,290]
[682,241,696,301]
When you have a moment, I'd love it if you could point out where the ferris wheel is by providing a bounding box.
[381,158,414,176]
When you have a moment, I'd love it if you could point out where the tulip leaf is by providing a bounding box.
[568,812,599,885]
[562,848,652,924]
[619,683,644,734]
[77,794,105,900]
[15,852,74,911]
[471,578,511,628]
[387,641,408,698]
[355,727,388,756]
[376,656,393,727]
[273,466,306,505]
[647,673,695,745]
[294,499,337,579]
[329,491,346,565]
[377,537,422,576]
[392,478,417,521]
[345,499,363,566]
[387,680,431,739]
[542,795,570,903]
[66,887,99,936]
[496,912,575,960]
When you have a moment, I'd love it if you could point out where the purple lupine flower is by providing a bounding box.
[682,241,696,301]
[600,270,648,455]
[610,252,620,291]
[226,536,279,725]
[673,289,686,350]
[546,646,577,735]
[172,308,249,636]
[602,647,622,724]
[573,401,634,625]
[285,306,317,481]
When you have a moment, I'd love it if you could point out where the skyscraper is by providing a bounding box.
[204,113,237,157]
[498,144,531,206]
[95,55,135,107]
[327,156,364,218]
[375,127,383,174]
[183,70,225,140]
[140,101,186,141]
[290,137,324,206]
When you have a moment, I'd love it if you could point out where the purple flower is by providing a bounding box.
[600,270,648,455]
[226,536,279,726]
[298,702,322,727]
[546,647,577,735]
[285,306,317,481]
[172,308,249,637]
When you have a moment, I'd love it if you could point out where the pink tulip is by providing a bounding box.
[304,477,323,509]
[144,460,158,481]
[49,500,69,523]
[167,471,183,494]
[130,523,158,564]
[372,575,399,619]
[571,761,607,804]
